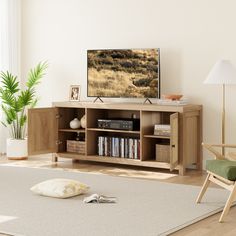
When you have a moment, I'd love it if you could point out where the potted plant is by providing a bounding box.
[0,62,48,159]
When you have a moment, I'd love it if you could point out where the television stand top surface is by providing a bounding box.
[52,101,201,113]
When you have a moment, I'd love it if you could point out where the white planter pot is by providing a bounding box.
[7,138,28,160]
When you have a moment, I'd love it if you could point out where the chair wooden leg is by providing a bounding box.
[219,182,236,223]
[196,173,211,203]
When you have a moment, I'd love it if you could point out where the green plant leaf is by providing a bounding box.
[20,114,27,127]
[0,90,15,107]
[0,71,19,94]
[13,99,22,113]
[1,105,16,124]
[26,61,48,89]
[30,98,39,108]
[18,89,34,107]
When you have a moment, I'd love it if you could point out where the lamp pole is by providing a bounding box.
[222,84,225,156]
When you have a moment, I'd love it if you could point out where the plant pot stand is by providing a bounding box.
[8,156,28,160]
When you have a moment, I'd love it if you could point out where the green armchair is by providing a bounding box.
[196,143,236,222]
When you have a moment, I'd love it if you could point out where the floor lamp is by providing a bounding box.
[204,59,236,155]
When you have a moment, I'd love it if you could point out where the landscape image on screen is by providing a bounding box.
[87,49,159,98]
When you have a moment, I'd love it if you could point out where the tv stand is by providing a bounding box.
[143,98,152,104]
[28,102,202,175]
[93,97,104,103]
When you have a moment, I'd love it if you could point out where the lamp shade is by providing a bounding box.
[204,59,236,84]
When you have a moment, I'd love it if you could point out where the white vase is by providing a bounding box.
[70,118,81,129]
[7,138,28,160]
[80,115,86,128]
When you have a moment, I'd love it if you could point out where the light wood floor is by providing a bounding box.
[0,155,235,236]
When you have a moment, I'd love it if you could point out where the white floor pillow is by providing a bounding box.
[30,178,89,198]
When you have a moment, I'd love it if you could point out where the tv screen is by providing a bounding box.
[87,48,160,98]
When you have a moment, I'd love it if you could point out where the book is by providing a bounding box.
[120,138,125,158]
[83,194,117,203]
[137,139,140,160]
[108,137,111,156]
[98,136,102,156]
[98,136,140,159]
[124,138,128,158]
[129,138,133,159]
[104,136,108,156]
[134,139,138,159]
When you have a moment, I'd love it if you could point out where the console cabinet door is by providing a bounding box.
[170,112,179,171]
[28,108,58,155]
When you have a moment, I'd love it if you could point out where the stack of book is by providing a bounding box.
[154,124,171,136]
[98,136,140,159]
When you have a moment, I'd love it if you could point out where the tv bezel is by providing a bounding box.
[87,48,161,99]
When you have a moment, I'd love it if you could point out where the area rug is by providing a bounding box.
[0,166,232,236]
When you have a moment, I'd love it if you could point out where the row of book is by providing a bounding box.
[98,136,140,159]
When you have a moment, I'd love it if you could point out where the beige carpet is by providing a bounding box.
[0,166,232,236]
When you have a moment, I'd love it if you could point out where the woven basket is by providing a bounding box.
[67,140,85,154]
[156,144,170,162]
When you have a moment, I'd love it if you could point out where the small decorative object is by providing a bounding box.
[70,118,81,129]
[75,132,80,141]
[69,85,80,101]
[80,114,86,128]
[162,94,183,101]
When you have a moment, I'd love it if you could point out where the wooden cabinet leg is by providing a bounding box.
[196,162,202,171]
[178,166,186,176]
[52,153,58,162]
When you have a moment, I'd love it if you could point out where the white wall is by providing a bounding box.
[21,0,236,165]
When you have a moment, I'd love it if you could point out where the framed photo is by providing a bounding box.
[69,85,80,101]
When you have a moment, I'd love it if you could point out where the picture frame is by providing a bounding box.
[69,85,80,101]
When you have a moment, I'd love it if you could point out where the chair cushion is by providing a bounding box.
[206,160,236,181]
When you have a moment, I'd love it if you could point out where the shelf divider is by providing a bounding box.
[87,127,140,134]
[59,128,86,133]
[143,134,170,139]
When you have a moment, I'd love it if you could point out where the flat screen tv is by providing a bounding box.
[87,48,160,98]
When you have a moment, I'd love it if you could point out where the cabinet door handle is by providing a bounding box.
[56,114,61,119]
[171,144,175,148]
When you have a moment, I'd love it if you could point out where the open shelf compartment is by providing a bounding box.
[141,111,179,171]
[87,129,140,160]
[58,107,85,130]
[86,108,140,130]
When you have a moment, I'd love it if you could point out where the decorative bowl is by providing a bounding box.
[162,94,183,101]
